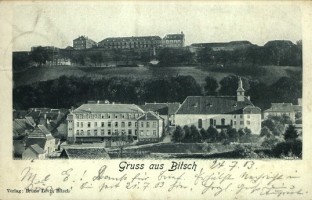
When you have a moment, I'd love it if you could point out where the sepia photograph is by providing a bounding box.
[11,1,303,160]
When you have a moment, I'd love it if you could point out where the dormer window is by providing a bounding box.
[206,103,213,107]
[233,103,237,107]
[192,103,198,108]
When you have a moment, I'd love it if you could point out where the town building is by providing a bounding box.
[73,35,97,49]
[137,111,164,143]
[98,36,162,49]
[263,100,302,123]
[67,101,145,144]
[60,148,110,159]
[174,78,262,134]
[162,32,185,48]
[139,103,180,126]
[25,125,56,157]
[189,41,254,53]
[22,144,46,160]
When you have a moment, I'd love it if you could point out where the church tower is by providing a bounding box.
[237,77,245,102]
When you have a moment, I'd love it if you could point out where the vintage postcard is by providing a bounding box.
[0,1,312,199]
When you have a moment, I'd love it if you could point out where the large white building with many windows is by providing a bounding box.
[67,102,145,145]
[175,79,262,134]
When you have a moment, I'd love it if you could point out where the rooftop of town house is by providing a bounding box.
[73,103,145,113]
[175,96,259,115]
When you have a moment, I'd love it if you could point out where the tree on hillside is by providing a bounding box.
[227,127,239,142]
[200,128,209,141]
[284,125,299,141]
[244,127,252,135]
[172,125,185,143]
[219,129,228,141]
[204,76,218,95]
[196,47,213,64]
[31,47,50,66]
[190,125,202,143]
[260,126,273,138]
[182,125,192,143]
[219,75,250,96]
[207,126,218,142]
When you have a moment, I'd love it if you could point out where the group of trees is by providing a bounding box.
[260,115,301,158]
[172,125,253,144]
[13,75,202,109]
[13,74,302,112]
[196,40,302,66]
[13,40,302,71]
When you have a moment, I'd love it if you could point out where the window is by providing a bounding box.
[247,115,250,119]
[101,122,104,127]
[128,129,132,135]
[94,122,97,127]
[221,119,225,125]
[240,115,243,119]
[94,130,97,136]
[153,130,156,136]
[81,122,83,127]
[108,114,111,119]
[76,130,79,135]
[140,130,144,136]
[141,122,144,128]
[122,114,125,119]
[234,121,236,125]
[101,114,104,119]
[128,122,132,127]
[240,121,244,125]
[108,122,111,127]
[88,122,91,128]
[153,122,157,128]
[234,115,236,119]
[114,130,118,135]
[77,122,79,127]
[198,119,202,128]
[87,130,91,135]
[121,122,125,127]
[146,130,150,136]
[101,129,104,135]
[214,120,216,126]
[115,122,118,127]
[210,119,214,126]
[115,115,118,119]
[108,130,111,135]
[135,122,138,127]
[146,122,150,128]
[135,130,138,135]
[247,121,250,125]
[80,130,84,135]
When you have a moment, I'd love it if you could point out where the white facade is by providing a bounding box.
[175,113,261,134]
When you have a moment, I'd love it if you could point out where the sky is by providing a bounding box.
[11,1,302,51]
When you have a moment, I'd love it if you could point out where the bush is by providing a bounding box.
[272,140,302,158]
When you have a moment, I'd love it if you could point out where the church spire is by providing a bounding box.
[237,77,245,102]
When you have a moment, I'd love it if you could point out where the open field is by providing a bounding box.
[13,65,302,88]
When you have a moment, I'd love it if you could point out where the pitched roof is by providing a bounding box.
[140,103,180,115]
[13,118,35,137]
[137,111,162,121]
[176,96,258,115]
[164,34,185,40]
[264,103,294,113]
[26,138,46,149]
[28,125,55,140]
[61,148,110,159]
[29,144,45,154]
[292,105,302,112]
[73,103,144,113]
[100,36,161,43]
